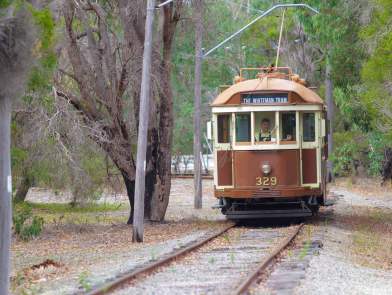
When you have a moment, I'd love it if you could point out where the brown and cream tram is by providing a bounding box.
[209,67,327,219]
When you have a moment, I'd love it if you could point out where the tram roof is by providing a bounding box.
[211,77,324,106]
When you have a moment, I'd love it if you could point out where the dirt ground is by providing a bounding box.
[11,179,226,294]
[11,177,392,294]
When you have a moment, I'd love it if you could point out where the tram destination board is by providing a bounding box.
[241,93,288,104]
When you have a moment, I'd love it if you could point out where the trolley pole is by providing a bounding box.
[202,4,319,58]
[133,0,156,243]
[193,0,203,209]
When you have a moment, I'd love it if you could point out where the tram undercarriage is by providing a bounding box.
[216,196,321,219]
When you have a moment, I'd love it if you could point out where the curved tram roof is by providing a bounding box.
[211,77,324,106]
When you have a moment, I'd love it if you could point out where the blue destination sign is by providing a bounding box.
[241,93,288,104]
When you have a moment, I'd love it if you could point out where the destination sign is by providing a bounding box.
[241,93,288,104]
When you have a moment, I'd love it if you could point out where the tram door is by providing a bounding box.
[300,112,319,186]
[214,113,233,187]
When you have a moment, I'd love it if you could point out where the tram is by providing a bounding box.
[209,67,327,219]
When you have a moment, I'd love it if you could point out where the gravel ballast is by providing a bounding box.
[295,188,392,295]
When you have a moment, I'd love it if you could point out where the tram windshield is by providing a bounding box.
[235,113,251,143]
[217,111,315,146]
[254,112,276,143]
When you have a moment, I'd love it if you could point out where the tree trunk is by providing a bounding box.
[121,170,135,224]
[325,55,334,182]
[0,97,12,295]
[14,173,32,203]
[141,6,180,222]
[143,66,173,222]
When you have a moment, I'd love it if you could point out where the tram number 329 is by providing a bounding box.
[256,176,277,186]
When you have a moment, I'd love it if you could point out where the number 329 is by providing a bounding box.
[256,176,277,186]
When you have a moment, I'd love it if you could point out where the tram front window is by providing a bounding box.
[217,114,231,143]
[280,112,296,142]
[235,113,251,143]
[254,112,276,143]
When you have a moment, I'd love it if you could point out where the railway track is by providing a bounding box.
[85,223,303,295]
[171,173,213,179]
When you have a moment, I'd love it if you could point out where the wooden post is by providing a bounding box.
[133,0,156,243]
[325,54,334,182]
[0,97,12,295]
[193,0,203,209]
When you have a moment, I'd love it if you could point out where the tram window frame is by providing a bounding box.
[217,114,231,144]
[303,112,316,142]
[253,111,277,144]
[279,111,297,143]
[235,113,251,144]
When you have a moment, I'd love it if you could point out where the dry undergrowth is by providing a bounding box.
[338,206,392,270]
[331,177,392,269]
[334,176,392,199]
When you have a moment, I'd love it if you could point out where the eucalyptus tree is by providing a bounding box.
[359,0,392,178]
[56,0,183,223]
[293,0,366,180]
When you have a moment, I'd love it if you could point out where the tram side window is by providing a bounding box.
[280,112,296,142]
[217,114,231,143]
[235,113,251,143]
[303,113,315,142]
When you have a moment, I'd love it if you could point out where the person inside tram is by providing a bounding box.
[258,118,272,142]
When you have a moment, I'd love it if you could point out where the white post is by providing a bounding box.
[133,0,156,243]
[0,97,12,294]
[194,0,203,209]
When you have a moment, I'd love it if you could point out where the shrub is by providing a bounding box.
[13,203,44,241]
[332,131,365,176]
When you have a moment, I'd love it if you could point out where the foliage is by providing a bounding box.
[360,0,392,139]
[334,85,371,132]
[13,203,44,241]
[331,132,361,176]
[367,132,389,176]
[332,130,388,177]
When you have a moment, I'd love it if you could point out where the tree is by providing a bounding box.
[360,0,392,137]
[0,5,35,293]
[293,0,366,180]
[57,0,182,223]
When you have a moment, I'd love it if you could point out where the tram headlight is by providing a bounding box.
[261,163,271,175]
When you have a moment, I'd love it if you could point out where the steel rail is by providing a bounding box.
[85,222,235,295]
[232,223,304,295]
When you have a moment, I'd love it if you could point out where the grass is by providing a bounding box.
[14,201,128,226]
[25,202,125,213]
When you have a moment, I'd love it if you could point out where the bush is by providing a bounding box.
[332,130,392,177]
[367,132,389,176]
[13,203,44,241]
[332,131,364,176]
